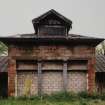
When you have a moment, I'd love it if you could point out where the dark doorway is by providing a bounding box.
[0,72,8,97]
[95,72,105,93]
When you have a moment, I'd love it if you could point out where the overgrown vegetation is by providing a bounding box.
[1,91,105,105]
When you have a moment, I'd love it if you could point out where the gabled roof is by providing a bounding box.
[32,9,72,33]
[32,9,72,25]
[0,9,104,46]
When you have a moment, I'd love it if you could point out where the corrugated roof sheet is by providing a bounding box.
[0,56,8,72]
[95,54,105,72]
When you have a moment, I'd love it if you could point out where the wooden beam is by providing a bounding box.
[38,61,42,96]
[63,60,67,91]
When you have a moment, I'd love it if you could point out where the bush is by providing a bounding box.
[89,92,100,99]
[100,92,105,100]
[43,91,78,102]
[15,95,42,101]
[16,96,28,100]
[78,91,100,99]
[78,91,90,99]
[8,91,105,101]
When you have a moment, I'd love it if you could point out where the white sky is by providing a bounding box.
[0,0,105,38]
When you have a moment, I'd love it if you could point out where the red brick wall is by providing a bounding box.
[9,45,94,59]
[8,58,16,96]
[88,57,95,94]
[8,44,95,96]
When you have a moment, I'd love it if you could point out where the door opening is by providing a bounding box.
[0,72,8,97]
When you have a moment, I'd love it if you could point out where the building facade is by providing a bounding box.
[0,9,104,97]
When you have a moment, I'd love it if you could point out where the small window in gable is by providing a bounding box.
[32,9,72,36]
[39,25,66,35]
[38,19,66,36]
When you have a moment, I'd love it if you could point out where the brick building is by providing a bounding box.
[0,9,104,97]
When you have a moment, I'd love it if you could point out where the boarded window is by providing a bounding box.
[42,61,63,70]
[16,60,37,70]
[39,26,66,35]
[68,60,88,70]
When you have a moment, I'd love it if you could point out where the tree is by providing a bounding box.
[96,40,105,55]
[0,41,8,55]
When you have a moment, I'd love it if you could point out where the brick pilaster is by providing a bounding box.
[8,57,16,96]
[88,57,95,94]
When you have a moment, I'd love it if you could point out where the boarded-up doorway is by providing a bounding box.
[0,72,8,97]
[41,61,63,94]
[17,71,38,96]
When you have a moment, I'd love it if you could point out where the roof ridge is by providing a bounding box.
[32,9,72,24]
[68,34,104,39]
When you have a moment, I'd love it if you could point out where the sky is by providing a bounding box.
[0,0,105,38]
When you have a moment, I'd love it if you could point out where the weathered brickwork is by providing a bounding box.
[8,45,95,96]
[67,71,87,92]
[9,45,94,60]
[42,62,63,70]
[88,57,95,94]
[2,9,102,97]
[42,71,63,94]
[17,71,38,96]
[8,58,16,96]
[16,71,87,95]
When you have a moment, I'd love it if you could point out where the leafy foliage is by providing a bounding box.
[96,40,105,55]
[0,41,8,55]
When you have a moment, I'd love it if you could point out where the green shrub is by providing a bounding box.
[89,92,100,99]
[80,100,88,105]
[15,95,42,101]
[100,92,105,100]
[78,91,100,99]
[78,91,90,99]
[16,96,28,100]
[8,96,15,100]
[43,91,78,102]
[8,91,105,101]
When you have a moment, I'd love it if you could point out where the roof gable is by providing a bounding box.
[0,9,104,46]
[32,9,72,25]
[32,9,72,34]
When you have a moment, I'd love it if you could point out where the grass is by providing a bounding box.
[0,91,105,105]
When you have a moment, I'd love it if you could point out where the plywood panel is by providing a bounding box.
[16,61,37,70]
[68,60,87,70]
